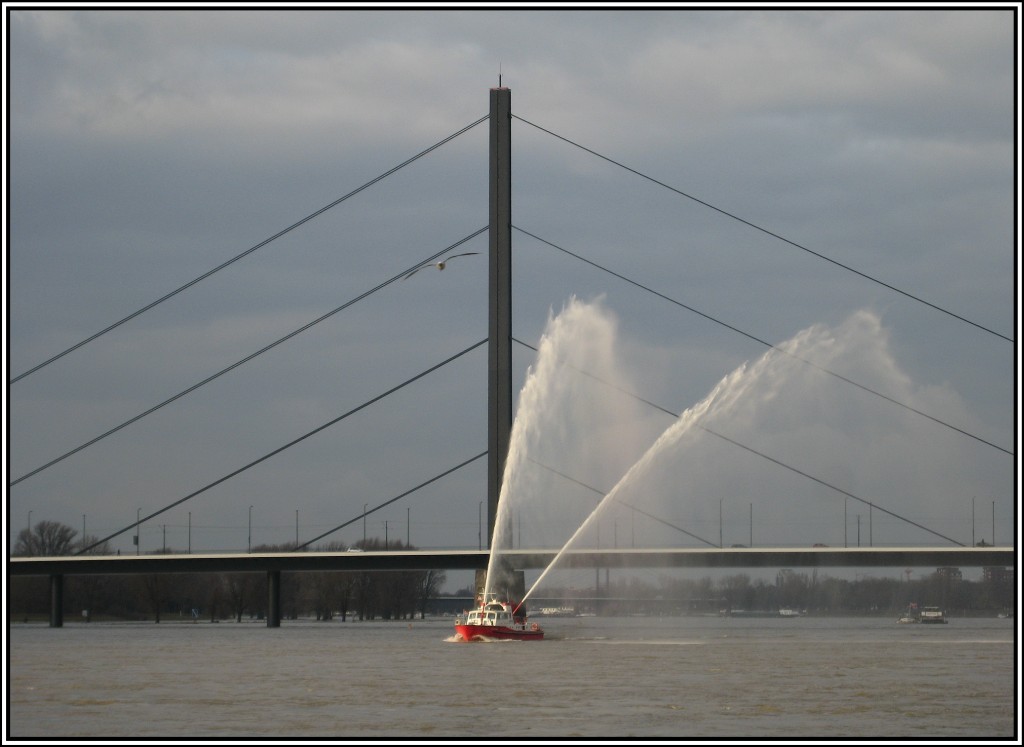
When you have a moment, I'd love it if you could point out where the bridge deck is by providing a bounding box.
[9,546,1015,576]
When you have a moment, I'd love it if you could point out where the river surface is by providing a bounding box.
[5,614,1017,740]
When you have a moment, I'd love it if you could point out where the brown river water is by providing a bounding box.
[5,614,1017,741]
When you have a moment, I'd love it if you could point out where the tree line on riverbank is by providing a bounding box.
[543,564,1013,617]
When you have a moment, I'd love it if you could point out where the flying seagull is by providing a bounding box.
[403,252,480,280]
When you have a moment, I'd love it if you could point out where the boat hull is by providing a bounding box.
[454,623,544,642]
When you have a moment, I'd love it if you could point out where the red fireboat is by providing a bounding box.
[454,595,544,642]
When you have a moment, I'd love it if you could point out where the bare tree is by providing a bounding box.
[306,571,336,620]
[13,520,78,556]
[203,573,226,621]
[416,569,447,619]
[222,573,261,622]
[333,572,356,621]
[77,534,113,556]
[137,574,164,623]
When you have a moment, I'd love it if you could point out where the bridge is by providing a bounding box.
[10,546,1014,627]
[9,87,1016,628]
[10,546,1014,577]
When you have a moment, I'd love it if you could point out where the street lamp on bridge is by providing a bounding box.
[248,506,253,553]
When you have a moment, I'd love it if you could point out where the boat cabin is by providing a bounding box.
[467,603,511,626]
[918,606,947,624]
[464,601,526,628]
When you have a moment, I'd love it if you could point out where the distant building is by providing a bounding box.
[982,566,1013,585]
[935,566,962,582]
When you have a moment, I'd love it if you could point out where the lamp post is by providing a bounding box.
[27,510,32,537]
[248,506,253,553]
[363,503,368,545]
[972,497,975,546]
[719,498,723,549]
[478,501,483,550]
[296,509,299,548]
[407,506,410,547]
[385,520,389,549]
[188,511,191,554]
[136,508,141,555]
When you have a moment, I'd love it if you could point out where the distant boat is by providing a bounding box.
[453,595,544,642]
[778,608,804,617]
[534,606,578,618]
[720,609,781,618]
[918,606,947,624]
[897,602,921,624]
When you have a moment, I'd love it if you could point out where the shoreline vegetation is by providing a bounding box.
[8,568,1013,624]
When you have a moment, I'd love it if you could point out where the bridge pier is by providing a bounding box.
[267,570,281,628]
[475,566,524,603]
[49,574,64,628]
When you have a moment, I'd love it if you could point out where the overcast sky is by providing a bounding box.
[4,5,1019,588]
